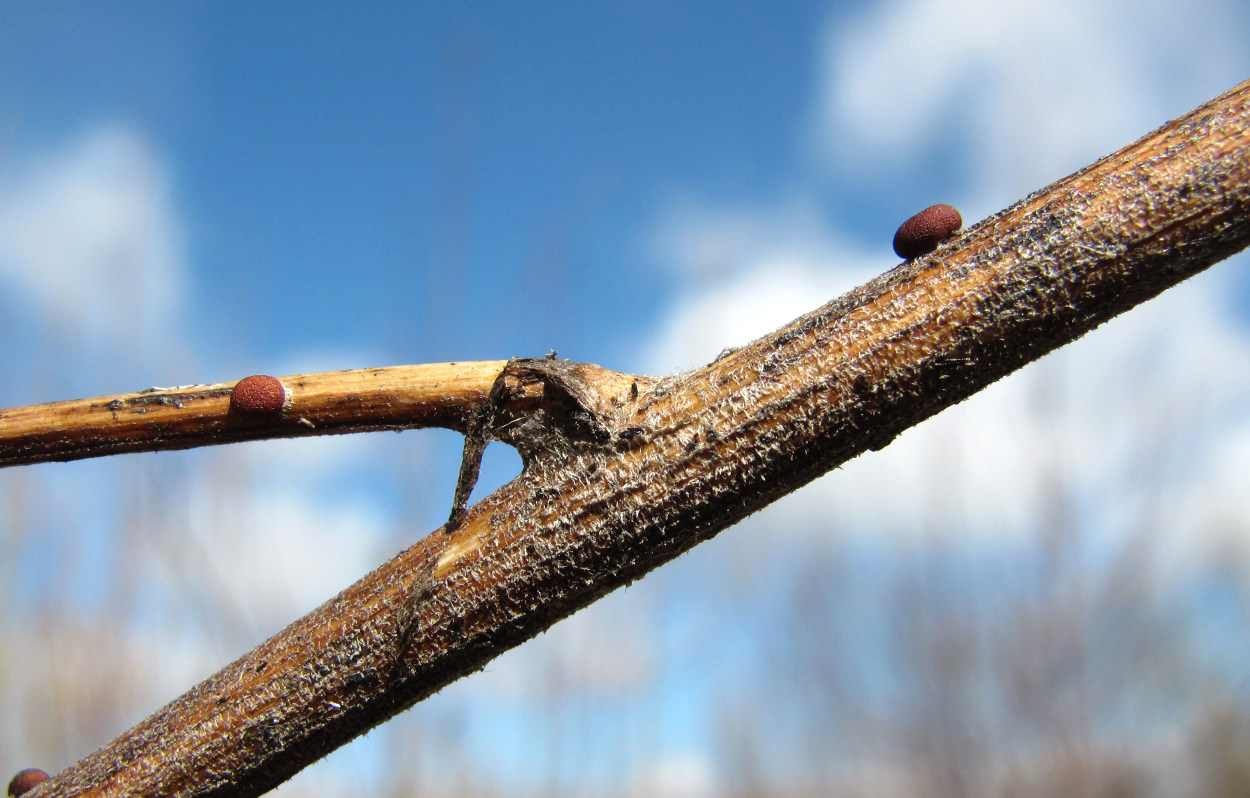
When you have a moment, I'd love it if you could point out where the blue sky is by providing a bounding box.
[3,2,1250,796]
[0,2,829,380]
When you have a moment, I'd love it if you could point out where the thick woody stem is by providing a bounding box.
[25,80,1250,798]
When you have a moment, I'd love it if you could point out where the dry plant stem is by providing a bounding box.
[31,80,1250,798]
[0,361,515,466]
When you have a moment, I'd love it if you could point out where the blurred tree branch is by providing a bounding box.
[11,79,1250,798]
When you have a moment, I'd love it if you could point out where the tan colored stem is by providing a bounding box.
[0,361,514,466]
[29,79,1250,798]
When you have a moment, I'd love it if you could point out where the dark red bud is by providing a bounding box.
[230,375,287,415]
[8,769,49,797]
[893,204,963,259]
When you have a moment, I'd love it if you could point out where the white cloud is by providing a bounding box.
[167,462,393,634]
[473,586,655,699]
[643,194,892,372]
[0,125,186,343]
[813,0,1247,197]
[0,122,406,643]
[0,117,403,603]
[629,752,718,798]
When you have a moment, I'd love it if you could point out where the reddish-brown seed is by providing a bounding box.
[230,374,287,415]
[8,769,49,797]
[892,203,963,259]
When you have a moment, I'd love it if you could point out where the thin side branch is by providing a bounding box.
[0,361,514,466]
[25,79,1250,798]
